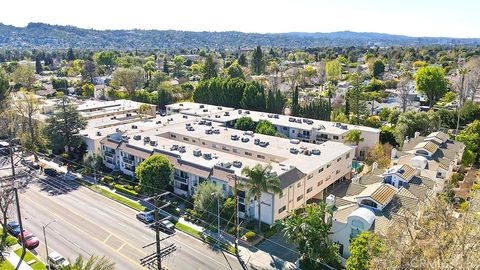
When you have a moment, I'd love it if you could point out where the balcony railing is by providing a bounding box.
[297,133,310,139]
[174,174,188,183]
[104,151,114,158]
[123,157,134,165]
[124,165,135,172]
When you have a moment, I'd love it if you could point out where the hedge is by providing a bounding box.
[114,184,138,197]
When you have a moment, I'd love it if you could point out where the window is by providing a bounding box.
[202,142,206,145]
[337,157,342,162]
[222,146,230,151]
[245,152,252,156]
[352,219,365,230]
[297,195,303,202]
[326,175,331,181]
[278,206,286,213]
[307,174,313,180]
[318,168,324,173]
[297,182,302,188]
[257,155,265,159]
[212,144,217,148]
[292,130,295,134]
[327,163,331,168]
[317,180,323,186]
[306,187,313,193]
[170,134,177,138]
[333,136,339,140]
[346,153,350,159]
[283,127,288,131]
[359,150,365,157]
[233,148,238,153]
[336,170,341,175]
[192,139,196,143]
[360,199,378,208]
[183,137,189,141]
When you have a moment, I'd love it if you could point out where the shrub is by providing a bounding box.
[244,231,256,241]
[227,226,237,235]
[263,226,278,238]
[114,184,139,197]
[109,182,115,189]
[103,176,114,184]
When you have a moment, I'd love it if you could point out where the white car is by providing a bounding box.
[47,251,70,269]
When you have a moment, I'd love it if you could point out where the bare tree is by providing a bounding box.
[465,56,480,102]
[398,72,412,112]
[0,180,14,254]
[371,196,480,270]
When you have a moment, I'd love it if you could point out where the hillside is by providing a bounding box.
[0,23,479,50]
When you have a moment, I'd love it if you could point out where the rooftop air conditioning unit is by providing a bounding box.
[144,136,151,143]
[290,148,299,154]
[133,135,141,140]
[254,139,260,145]
[241,137,250,143]
[178,146,186,153]
[96,131,102,136]
[312,148,321,155]
[203,153,212,160]
[193,149,202,156]
[224,112,230,116]
[290,139,300,144]
[150,140,157,146]
[233,161,242,168]
[238,109,242,114]
[131,125,137,129]
[199,105,204,108]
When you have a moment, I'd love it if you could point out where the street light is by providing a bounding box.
[43,220,56,270]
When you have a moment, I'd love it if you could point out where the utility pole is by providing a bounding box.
[229,174,239,256]
[140,192,176,270]
[43,220,56,270]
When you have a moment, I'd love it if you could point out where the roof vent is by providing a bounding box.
[220,162,232,168]
[259,141,269,147]
[203,109,208,112]
[96,131,102,136]
[231,135,239,141]
[156,121,162,124]
[150,140,157,146]
[312,148,321,155]
[290,139,300,144]
[199,104,204,108]
[133,135,141,140]
[131,125,137,129]
[244,111,250,114]
[288,117,295,122]
[178,146,186,153]
[290,148,299,154]
[212,129,220,134]
[170,145,178,151]
[205,121,212,126]
[186,126,195,131]
[183,115,188,119]
[224,112,230,116]
[241,137,250,143]
[254,138,260,145]
[205,129,212,135]
[144,136,151,143]
[244,131,254,136]
[273,114,279,119]
[267,114,273,118]
[341,125,348,130]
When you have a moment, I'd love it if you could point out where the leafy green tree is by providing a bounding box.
[346,232,383,270]
[234,117,256,131]
[456,120,480,164]
[396,110,440,139]
[238,53,247,67]
[255,120,276,136]
[15,91,45,160]
[251,46,265,75]
[82,60,97,83]
[93,51,117,74]
[372,59,385,78]
[12,65,35,89]
[193,182,224,222]
[0,68,9,107]
[202,54,217,80]
[60,255,115,270]
[379,126,399,147]
[345,130,364,146]
[415,66,448,108]
[135,155,173,195]
[81,83,94,97]
[241,82,266,111]
[110,67,145,97]
[241,164,282,231]
[81,153,103,179]
[282,203,341,268]
[44,96,87,155]
[326,59,342,84]
[225,60,244,79]
[157,88,173,111]
[172,55,185,77]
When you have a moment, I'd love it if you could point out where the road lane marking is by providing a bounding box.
[103,233,112,243]
[117,242,127,252]
[21,195,146,269]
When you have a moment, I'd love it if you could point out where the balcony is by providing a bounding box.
[174,174,189,184]
[124,165,135,172]
[105,157,114,164]
[123,157,134,165]
[297,133,310,139]
[104,151,114,158]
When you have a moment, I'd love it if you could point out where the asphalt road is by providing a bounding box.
[9,169,244,270]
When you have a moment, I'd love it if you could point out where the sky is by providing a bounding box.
[1,0,479,38]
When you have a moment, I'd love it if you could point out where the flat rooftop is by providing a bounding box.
[202,108,379,135]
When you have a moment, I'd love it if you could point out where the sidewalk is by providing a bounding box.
[6,250,33,270]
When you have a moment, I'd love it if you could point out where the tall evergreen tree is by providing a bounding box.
[67,48,75,61]
[238,53,247,67]
[251,46,265,75]
[35,56,42,74]
[202,54,218,80]
[291,86,300,116]
[163,57,169,74]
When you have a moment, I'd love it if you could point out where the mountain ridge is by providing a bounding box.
[0,22,479,50]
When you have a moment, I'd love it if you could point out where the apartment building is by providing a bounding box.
[99,118,355,225]
[196,107,379,158]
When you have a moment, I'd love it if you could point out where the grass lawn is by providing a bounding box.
[87,184,145,212]
[0,260,14,270]
[14,249,46,270]
[0,229,18,247]
[175,222,236,254]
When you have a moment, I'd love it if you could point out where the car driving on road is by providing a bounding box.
[18,230,40,250]
[136,212,154,223]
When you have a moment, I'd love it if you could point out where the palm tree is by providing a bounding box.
[241,164,282,232]
[345,130,364,157]
[60,255,115,270]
